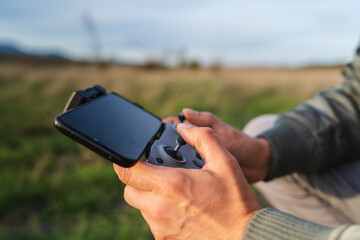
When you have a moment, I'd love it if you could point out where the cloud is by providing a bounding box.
[0,0,359,65]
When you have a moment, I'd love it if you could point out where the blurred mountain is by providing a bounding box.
[0,42,70,64]
[0,45,28,56]
[0,42,142,67]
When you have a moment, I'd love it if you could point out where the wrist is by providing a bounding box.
[226,209,260,240]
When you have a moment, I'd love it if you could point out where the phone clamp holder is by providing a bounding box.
[64,85,107,112]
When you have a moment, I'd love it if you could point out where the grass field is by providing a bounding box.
[0,62,341,239]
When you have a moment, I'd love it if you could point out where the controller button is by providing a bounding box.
[192,160,203,168]
[196,152,202,160]
[156,158,163,164]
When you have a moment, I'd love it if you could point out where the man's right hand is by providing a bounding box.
[163,108,272,183]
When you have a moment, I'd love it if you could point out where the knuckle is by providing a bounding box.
[168,172,193,203]
[160,171,188,196]
[196,127,215,146]
[201,126,215,136]
[169,171,187,189]
[202,111,214,122]
[117,167,131,184]
[151,204,167,221]
[152,226,166,240]
[123,185,131,203]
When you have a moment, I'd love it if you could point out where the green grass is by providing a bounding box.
[0,63,329,239]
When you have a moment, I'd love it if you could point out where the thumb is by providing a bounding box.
[177,123,237,173]
[113,161,165,191]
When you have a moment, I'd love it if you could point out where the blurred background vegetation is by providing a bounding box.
[0,57,341,239]
[1,0,357,238]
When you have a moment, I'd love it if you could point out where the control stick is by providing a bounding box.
[174,136,186,153]
[178,112,186,123]
[174,112,187,152]
[163,112,187,161]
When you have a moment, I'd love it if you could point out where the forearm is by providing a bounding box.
[258,51,360,180]
[243,208,360,240]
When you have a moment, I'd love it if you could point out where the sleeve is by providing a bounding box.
[243,208,360,240]
[258,47,360,180]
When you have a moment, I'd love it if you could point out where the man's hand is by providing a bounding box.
[113,124,261,240]
[163,109,272,183]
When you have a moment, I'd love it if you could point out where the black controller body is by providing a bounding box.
[147,123,204,168]
[54,85,204,169]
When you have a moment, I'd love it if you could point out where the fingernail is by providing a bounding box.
[178,123,193,129]
[183,108,198,116]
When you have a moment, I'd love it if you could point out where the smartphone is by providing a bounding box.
[54,92,164,167]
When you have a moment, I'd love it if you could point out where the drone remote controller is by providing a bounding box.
[54,85,204,169]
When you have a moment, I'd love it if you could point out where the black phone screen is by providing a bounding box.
[58,93,162,161]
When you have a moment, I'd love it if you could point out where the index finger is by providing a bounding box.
[113,161,164,191]
[162,116,179,124]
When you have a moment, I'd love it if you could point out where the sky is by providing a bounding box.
[1,0,360,66]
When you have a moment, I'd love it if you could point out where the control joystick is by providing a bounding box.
[164,136,186,161]
[163,112,188,161]
[147,111,204,169]
[174,136,186,152]
[178,112,186,123]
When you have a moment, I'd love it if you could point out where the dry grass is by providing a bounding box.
[0,63,342,121]
[222,67,341,96]
[1,63,341,98]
